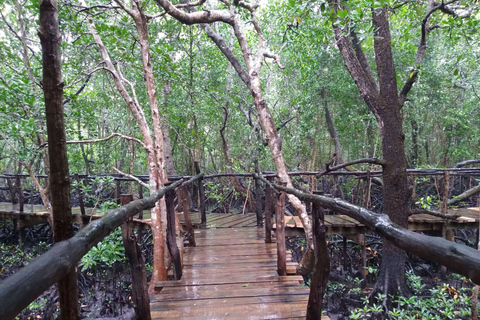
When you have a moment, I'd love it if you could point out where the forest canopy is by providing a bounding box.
[0,0,478,177]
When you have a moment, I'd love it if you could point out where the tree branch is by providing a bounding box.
[399,0,471,104]
[328,2,379,109]
[153,0,233,25]
[263,51,285,69]
[276,116,294,132]
[200,23,250,86]
[454,159,480,168]
[40,133,146,149]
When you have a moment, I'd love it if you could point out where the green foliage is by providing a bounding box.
[0,242,50,270]
[415,195,438,210]
[80,228,125,273]
[349,273,477,319]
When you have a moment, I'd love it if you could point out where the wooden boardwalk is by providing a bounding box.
[150,227,326,319]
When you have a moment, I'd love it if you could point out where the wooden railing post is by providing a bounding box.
[165,186,182,280]
[306,191,330,320]
[194,161,206,224]
[120,194,151,320]
[441,171,450,274]
[137,183,144,239]
[178,178,195,246]
[15,174,24,213]
[254,162,263,226]
[115,179,121,205]
[264,176,274,243]
[275,180,287,276]
[74,174,86,216]
[74,174,87,225]
[7,178,17,205]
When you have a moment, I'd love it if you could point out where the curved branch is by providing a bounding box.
[263,51,285,69]
[399,0,466,105]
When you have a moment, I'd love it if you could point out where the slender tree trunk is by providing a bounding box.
[162,81,176,176]
[39,1,79,318]
[83,1,168,291]
[323,89,344,165]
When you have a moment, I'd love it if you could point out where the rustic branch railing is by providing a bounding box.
[262,178,480,285]
[2,165,480,181]
[0,173,203,320]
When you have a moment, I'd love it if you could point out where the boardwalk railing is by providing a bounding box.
[0,174,203,320]
[264,178,480,284]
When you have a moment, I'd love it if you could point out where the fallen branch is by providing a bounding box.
[316,157,385,177]
[454,159,480,168]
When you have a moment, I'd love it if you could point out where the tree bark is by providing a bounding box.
[121,220,151,320]
[39,0,79,318]
[306,193,330,320]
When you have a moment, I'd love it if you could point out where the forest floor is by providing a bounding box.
[1,220,478,319]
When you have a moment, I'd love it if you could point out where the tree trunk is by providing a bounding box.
[161,81,176,176]
[83,0,169,291]
[39,0,79,318]
[323,89,344,165]
[329,3,413,296]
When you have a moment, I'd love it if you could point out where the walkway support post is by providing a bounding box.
[306,191,330,320]
[165,185,182,280]
[194,161,206,224]
[276,180,287,276]
[120,195,151,320]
